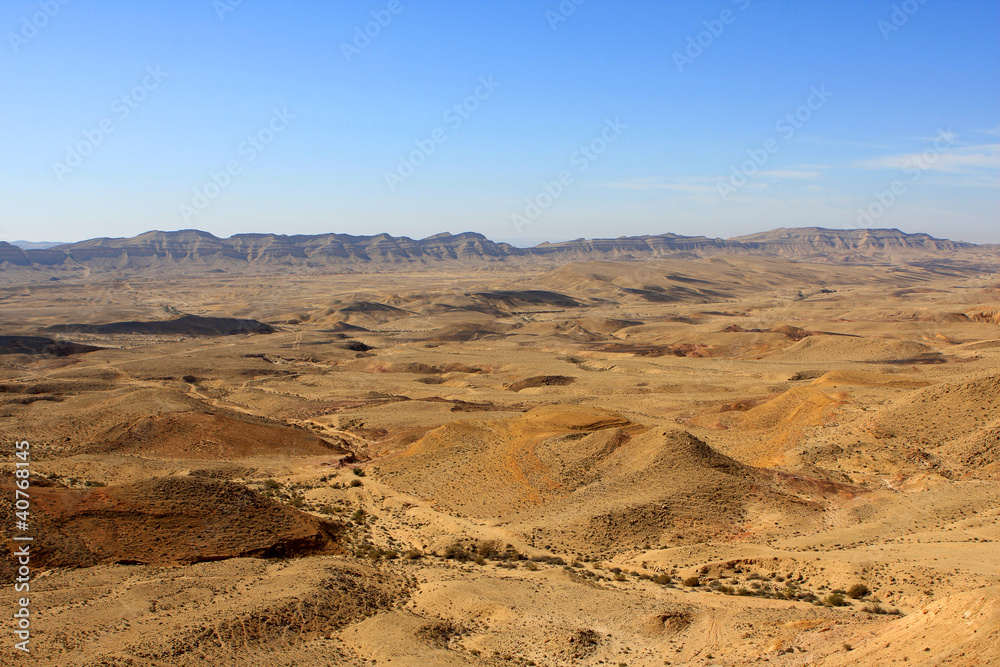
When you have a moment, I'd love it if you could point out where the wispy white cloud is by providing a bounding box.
[853,142,1000,175]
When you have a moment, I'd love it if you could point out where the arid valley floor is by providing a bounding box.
[2,242,999,665]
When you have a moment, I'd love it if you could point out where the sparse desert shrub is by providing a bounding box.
[443,542,469,561]
[352,467,365,477]
[318,505,334,515]
[748,571,764,580]
[613,573,626,581]
[652,573,672,585]
[736,587,751,596]
[476,539,502,558]
[862,602,901,615]
[501,545,523,561]
[349,479,363,488]
[824,593,848,607]
[415,620,462,647]
[264,479,281,489]
[290,497,304,508]
[473,556,486,565]
[682,576,701,587]
[404,548,423,560]
[531,555,565,566]
[350,509,366,524]
[525,562,539,571]
[847,583,871,599]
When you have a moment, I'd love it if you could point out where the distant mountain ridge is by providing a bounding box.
[0,227,996,278]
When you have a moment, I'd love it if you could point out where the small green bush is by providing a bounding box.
[264,479,281,489]
[349,479,363,488]
[352,467,365,477]
[682,576,701,587]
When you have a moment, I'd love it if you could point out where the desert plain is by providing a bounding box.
[1,231,999,666]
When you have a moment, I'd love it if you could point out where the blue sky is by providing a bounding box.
[1,0,997,245]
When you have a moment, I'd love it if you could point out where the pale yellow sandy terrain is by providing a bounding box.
[1,255,998,665]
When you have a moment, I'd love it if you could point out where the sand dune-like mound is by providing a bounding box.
[866,373,1000,474]
[569,317,643,333]
[377,408,810,551]
[45,314,275,336]
[318,320,370,333]
[413,322,512,342]
[467,289,583,309]
[691,371,933,464]
[817,587,1000,666]
[505,375,576,391]
[318,301,413,326]
[377,406,637,516]
[0,335,102,356]
[534,428,803,550]
[0,477,341,574]
[764,335,944,364]
[509,321,609,342]
[93,410,348,459]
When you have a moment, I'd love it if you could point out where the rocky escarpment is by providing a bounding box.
[1,227,995,278]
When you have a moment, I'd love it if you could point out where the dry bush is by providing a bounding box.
[847,583,871,599]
